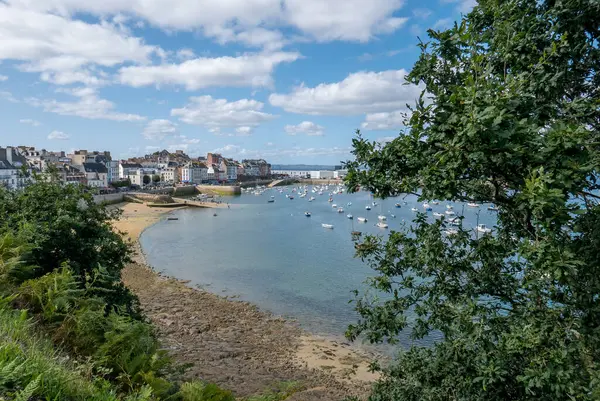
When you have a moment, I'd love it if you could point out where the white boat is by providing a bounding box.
[337,208,344,213]
[347,202,352,206]
[299,193,306,198]
[445,210,456,216]
[376,222,388,229]
[357,217,368,223]
[468,202,480,208]
[365,205,371,210]
[422,203,430,209]
[332,204,337,208]
[309,196,315,201]
[488,205,499,211]
[477,224,492,234]
[431,201,440,205]
[411,207,419,212]
[390,214,396,218]
[372,201,378,206]
[322,224,334,229]
[271,195,275,198]
[347,214,353,219]
[304,212,311,217]
[285,194,289,198]
[446,204,453,210]
[433,212,444,217]
[378,215,387,221]
[444,229,459,235]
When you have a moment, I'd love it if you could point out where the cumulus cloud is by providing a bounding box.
[441,0,477,14]
[142,119,178,140]
[119,52,300,90]
[0,75,7,81]
[0,4,158,84]
[269,69,423,115]
[6,0,409,45]
[27,87,145,122]
[361,110,408,130]
[433,18,453,30]
[48,130,69,140]
[171,95,276,129]
[284,121,324,136]
[19,119,41,126]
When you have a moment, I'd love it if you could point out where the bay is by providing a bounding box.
[140,185,498,348]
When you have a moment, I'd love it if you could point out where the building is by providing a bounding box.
[310,170,335,179]
[207,153,222,165]
[0,146,32,189]
[333,170,348,179]
[75,163,108,188]
[180,162,207,184]
[106,160,119,184]
[221,159,238,181]
[119,162,143,179]
[159,167,176,183]
[69,150,111,165]
[271,169,311,178]
[242,159,271,177]
[207,164,226,182]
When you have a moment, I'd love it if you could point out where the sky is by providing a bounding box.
[0,0,475,164]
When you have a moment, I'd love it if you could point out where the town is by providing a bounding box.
[0,146,347,191]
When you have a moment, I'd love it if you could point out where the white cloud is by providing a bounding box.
[119,52,300,90]
[433,18,453,30]
[412,8,432,19]
[176,48,196,60]
[284,121,324,136]
[27,87,145,122]
[48,130,69,140]
[142,119,178,140]
[441,0,477,14]
[19,118,41,126]
[171,95,276,129]
[376,136,396,144]
[235,126,253,136]
[0,75,7,81]
[0,91,18,103]
[7,0,409,44]
[361,110,408,130]
[0,4,158,83]
[269,69,423,115]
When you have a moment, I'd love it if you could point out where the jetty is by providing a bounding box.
[171,197,227,208]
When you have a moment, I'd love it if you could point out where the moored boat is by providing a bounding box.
[347,214,353,219]
[477,224,492,233]
[378,215,387,221]
[376,222,389,229]
[322,223,334,229]
[468,202,480,208]
[305,211,311,217]
[365,205,371,210]
[357,217,368,223]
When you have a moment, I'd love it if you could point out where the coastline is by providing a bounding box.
[113,202,382,400]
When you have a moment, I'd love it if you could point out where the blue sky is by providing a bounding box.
[0,0,474,164]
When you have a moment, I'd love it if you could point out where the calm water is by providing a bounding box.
[140,185,497,348]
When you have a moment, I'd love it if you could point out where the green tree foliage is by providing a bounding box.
[344,1,600,400]
[152,175,161,183]
[0,182,135,312]
[111,179,132,188]
[143,175,151,185]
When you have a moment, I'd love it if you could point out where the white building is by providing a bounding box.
[180,162,207,184]
[159,167,176,183]
[75,163,108,188]
[207,164,227,181]
[221,159,237,181]
[0,147,32,189]
[310,170,335,179]
[119,162,143,179]
[106,160,119,184]
[272,170,311,178]
[333,170,348,179]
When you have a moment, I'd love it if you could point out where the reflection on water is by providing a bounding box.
[140,186,497,349]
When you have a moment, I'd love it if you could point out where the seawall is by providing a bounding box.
[196,185,241,196]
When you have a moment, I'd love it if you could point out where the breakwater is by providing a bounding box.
[196,184,241,196]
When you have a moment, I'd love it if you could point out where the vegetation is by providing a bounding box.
[345,0,599,400]
[143,175,151,186]
[0,182,299,400]
[111,179,132,189]
[152,175,161,183]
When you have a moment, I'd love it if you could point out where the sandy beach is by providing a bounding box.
[113,202,382,400]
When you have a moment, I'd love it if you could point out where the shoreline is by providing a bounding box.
[113,202,382,400]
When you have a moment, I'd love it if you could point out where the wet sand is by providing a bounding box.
[113,202,382,400]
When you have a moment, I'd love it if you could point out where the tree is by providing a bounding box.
[143,175,151,185]
[0,182,136,313]
[152,174,161,183]
[110,178,131,188]
[344,1,599,400]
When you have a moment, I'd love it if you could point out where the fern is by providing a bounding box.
[14,373,41,401]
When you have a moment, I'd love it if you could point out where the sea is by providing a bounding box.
[140,185,498,349]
